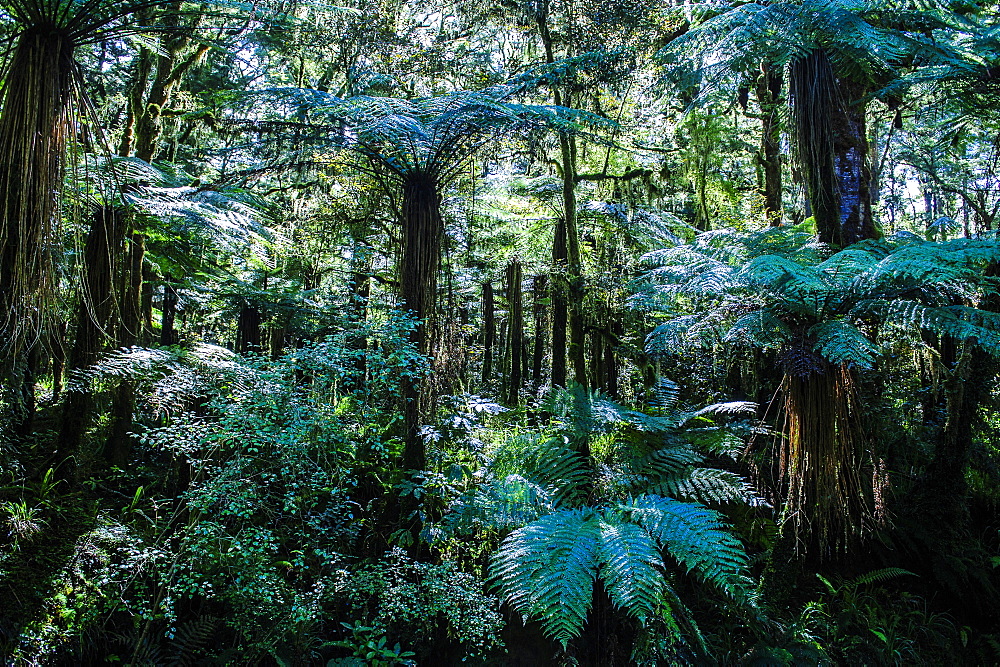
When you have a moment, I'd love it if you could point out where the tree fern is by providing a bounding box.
[810,320,881,368]
[638,227,1000,548]
[596,518,663,624]
[483,386,758,650]
[624,495,749,598]
[491,498,753,648]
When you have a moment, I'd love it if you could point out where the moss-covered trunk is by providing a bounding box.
[790,49,877,247]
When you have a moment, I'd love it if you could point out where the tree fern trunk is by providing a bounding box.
[779,359,872,553]
[481,280,495,386]
[790,49,877,247]
[400,171,442,473]
[552,217,568,387]
[0,30,75,442]
[505,259,524,405]
[56,207,126,470]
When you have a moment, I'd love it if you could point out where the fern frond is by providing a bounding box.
[649,468,767,507]
[490,509,601,646]
[809,319,880,368]
[848,567,917,588]
[596,517,663,623]
[724,310,793,350]
[488,435,591,509]
[466,474,555,532]
[624,495,749,598]
[168,615,218,667]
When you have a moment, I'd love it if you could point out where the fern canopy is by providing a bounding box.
[637,229,1000,365]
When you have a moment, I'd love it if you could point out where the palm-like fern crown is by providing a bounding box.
[662,0,976,97]
[635,229,1000,370]
[450,386,759,650]
[0,0,168,42]
[237,76,615,185]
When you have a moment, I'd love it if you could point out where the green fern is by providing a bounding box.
[167,615,218,667]
[491,508,600,645]
[810,320,881,368]
[624,495,750,597]
[490,498,752,647]
[849,567,918,588]
[476,386,759,650]
[596,518,663,623]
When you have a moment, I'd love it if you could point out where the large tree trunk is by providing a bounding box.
[539,13,586,387]
[531,275,547,388]
[235,304,262,354]
[756,62,783,225]
[481,280,495,386]
[790,49,878,247]
[105,233,144,465]
[0,31,75,442]
[590,329,605,393]
[400,171,442,474]
[161,275,179,346]
[505,260,524,405]
[140,263,154,344]
[562,135,588,387]
[551,218,569,388]
[779,358,872,553]
[56,207,126,470]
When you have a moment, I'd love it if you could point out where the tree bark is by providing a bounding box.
[56,207,126,471]
[161,275,179,346]
[105,233,144,465]
[400,171,442,473]
[531,275,548,388]
[790,49,878,247]
[505,260,524,405]
[235,305,262,354]
[756,62,783,225]
[0,31,75,443]
[551,217,569,388]
[481,280,495,386]
[539,10,586,387]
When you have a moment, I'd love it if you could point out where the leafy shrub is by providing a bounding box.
[330,548,504,662]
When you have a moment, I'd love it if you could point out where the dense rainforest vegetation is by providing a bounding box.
[2,0,1000,664]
